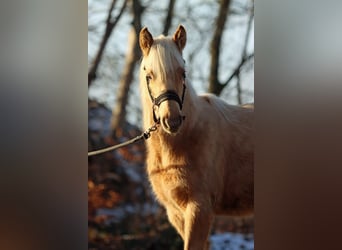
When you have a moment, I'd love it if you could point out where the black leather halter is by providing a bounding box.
[145,69,186,123]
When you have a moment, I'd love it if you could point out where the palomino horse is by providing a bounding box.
[139,25,254,250]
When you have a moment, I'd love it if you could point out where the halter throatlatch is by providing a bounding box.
[145,74,186,123]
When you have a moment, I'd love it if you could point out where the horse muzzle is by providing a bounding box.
[161,115,184,134]
[150,88,186,134]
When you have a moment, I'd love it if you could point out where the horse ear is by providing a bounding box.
[139,27,154,57]
[172,25,187,52]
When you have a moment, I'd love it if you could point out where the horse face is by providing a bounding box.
[148,67,186,135]
[159,70,186,134]
[140,25,187,135]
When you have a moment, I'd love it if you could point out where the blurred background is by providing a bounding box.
[88,0,254,249]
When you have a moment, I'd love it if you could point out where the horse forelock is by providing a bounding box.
[141,36,185,83]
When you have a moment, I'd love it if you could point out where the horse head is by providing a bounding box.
[139,25,187,135]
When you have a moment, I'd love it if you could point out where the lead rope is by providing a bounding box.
[88,123,158,157]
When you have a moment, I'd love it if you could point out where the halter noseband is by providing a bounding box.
[144,67,186,123]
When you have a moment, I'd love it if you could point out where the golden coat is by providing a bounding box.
[139,25,254,250]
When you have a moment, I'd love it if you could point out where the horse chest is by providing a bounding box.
[148,164,190,210]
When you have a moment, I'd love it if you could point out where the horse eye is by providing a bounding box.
[182,71,186,79]
[146,74,152,82]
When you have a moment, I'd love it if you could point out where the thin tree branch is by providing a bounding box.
[222,4,254,94]
[233,3,254,103]
[241,5,254,60]
[236,74,242,104]
[221,53,254,87]
[106,0,117,25]
[162,0,176,36]
[88,0,128,87]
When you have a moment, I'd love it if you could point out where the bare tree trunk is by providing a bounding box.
[208,0,231,95]
[162,0,176,36]
[208,0,254,98]
[110,0,144,136]
[88,0,128,87]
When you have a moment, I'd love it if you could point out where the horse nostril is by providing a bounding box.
[161,117,170,130]
[162,116,182,132]
[170,116,182,128]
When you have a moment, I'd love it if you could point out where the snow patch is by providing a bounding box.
[210,232,254,250]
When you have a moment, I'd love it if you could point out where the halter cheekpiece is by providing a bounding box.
[144,66,186,123]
